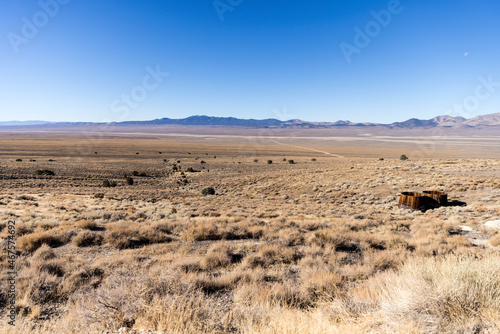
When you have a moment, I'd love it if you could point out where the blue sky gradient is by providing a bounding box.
[1,0,500,123]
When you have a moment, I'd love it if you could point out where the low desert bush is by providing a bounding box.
[19,269,63,305]
[31,244,57,261]
[152,221,174,234]
[243,244,301,268]
[104,223,172,249]
[200,243,242,270]
[182,223,219,241]
[182,222,254,241]
[34,259,65,277]
[73,231,104,247]
[76,220,100,230]
[18,230,75,252]
[102,179,117,188]
[61,266,104,295]
[15,222,34,236]
[201,187,215,196]
[34,169,55,176]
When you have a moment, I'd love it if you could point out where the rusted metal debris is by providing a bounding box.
[399,191,448,211]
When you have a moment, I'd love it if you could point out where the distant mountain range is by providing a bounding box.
[2,113,500,129]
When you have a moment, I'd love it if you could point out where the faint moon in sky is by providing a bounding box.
[464,52,469,56]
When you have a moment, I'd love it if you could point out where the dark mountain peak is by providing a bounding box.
[390,118,437,128]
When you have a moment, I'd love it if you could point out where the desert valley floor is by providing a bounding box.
[1,128,500,333]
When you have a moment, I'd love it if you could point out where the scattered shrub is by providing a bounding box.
[379,157,384,161]
[104,223,172,249]
[288,160,295,164]
[201,243,233,270]
[34,169,55,176]
[16,222,34,236]
[126,177,134,185]
[94,193,105,199]
[36,259,65,277]
[400,154,408,161]
[102,179,117,187]
[17,195,35,201]
[62,266,104,295]
[76,220,100,230]
[16,158,22,162]
[267,160,273,164]
[202,187,216,196]
[32,244,57,261]
[311,158,316,161]
[18,230,74,252]
[73,231,104,247]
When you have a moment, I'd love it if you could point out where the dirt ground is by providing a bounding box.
[0,129,499,333]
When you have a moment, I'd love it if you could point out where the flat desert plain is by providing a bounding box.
[1,128,500,333]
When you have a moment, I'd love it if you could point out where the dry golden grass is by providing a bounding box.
[1,132,500,333]
[490,233,500,247]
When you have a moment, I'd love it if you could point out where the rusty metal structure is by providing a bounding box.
[423,191,448,206]
[399,191,448,211]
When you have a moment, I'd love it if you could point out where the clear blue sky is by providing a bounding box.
[1,0,500,123]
